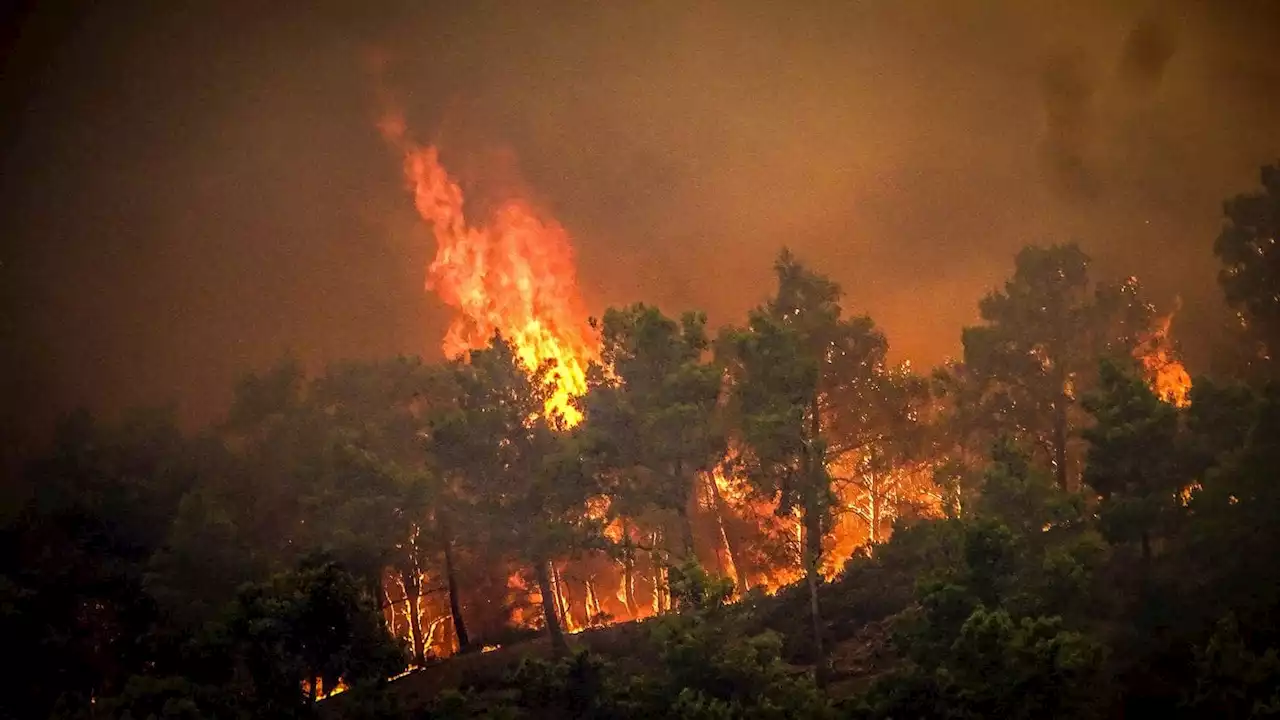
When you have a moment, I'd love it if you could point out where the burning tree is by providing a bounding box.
[427,334,604,654]
[222,357,478,666]
[961,244,1188,490]
[721,249,891,685]
[581,304,726,572]
[829,361,937,555]
[1083,359,1184,566]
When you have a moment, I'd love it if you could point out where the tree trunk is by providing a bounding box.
[676,459,698,561]
[803,501,828,688]
[535,559,568,654]
[868,454,880,546]
[441,533,470,652]
[383,582,398,637]
[552,563,573,631]
[1053,390,1070,491]
[650,530,668,613]
[402,568,426,667]
[806,395,829,687]
[708,473,749,593]
[621,520,638,617]
[441,610,455,656]
[1140,529,1152,566]
[678,508,697,562]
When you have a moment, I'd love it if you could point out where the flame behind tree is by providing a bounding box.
[1134,303,1192,407]
[959,245,1195,491]
[722,249,893,685]
[380,114,595,425]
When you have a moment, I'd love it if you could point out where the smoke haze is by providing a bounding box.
[3,0,1278,459]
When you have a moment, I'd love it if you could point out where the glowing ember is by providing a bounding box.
[302,677,349,700]
[380,115,596,424]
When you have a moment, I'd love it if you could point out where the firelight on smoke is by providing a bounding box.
[379,114,596,425]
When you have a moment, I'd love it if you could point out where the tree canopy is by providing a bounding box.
[10,164,1280,718]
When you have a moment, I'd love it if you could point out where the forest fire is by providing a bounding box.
[379,114,596,424]
[12,5,1280,716]
[371,121,1199,667]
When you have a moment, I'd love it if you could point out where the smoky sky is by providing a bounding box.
[3,0,1279,458]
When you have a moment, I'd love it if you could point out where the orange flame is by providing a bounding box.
[380,115,595,424]
[1136,303,1192,408]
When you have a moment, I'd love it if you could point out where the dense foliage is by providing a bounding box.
[4,165,1280,718]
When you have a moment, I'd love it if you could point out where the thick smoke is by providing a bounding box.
[1040,52,1100,199]
[1118,12,1178,94]
[1038,9,1182,201]
[2,0,1279,457]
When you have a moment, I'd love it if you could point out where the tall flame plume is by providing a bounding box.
[1136,301,1192,408]
[380,114,595,424]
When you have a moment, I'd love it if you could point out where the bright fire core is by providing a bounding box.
[381,118,595,424]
